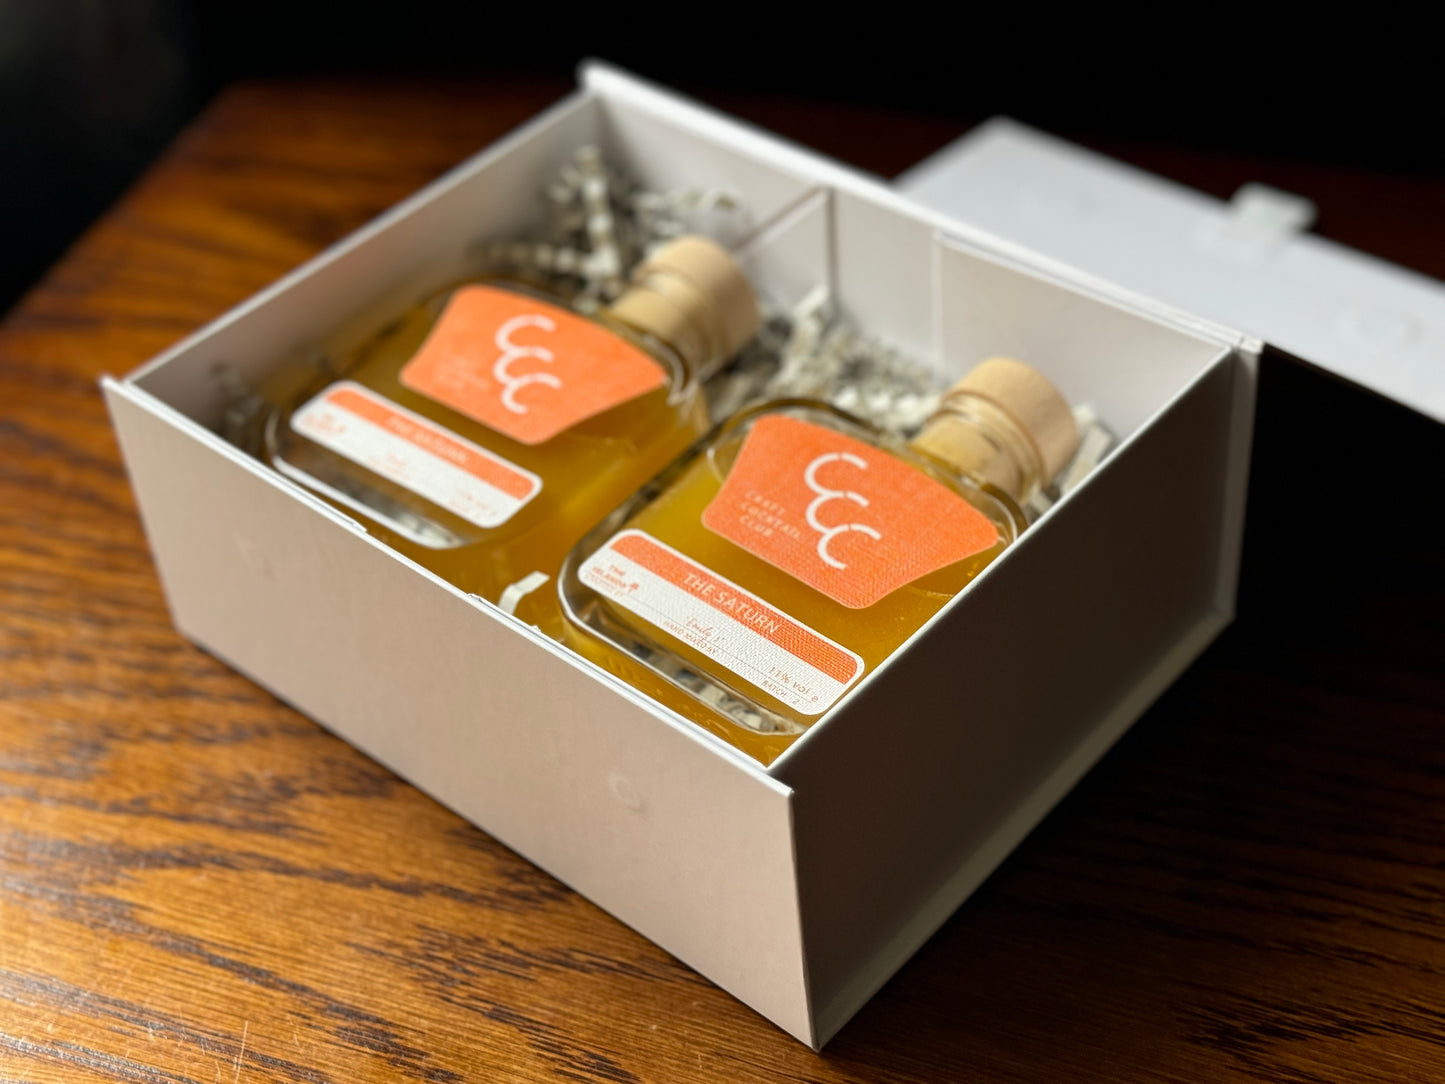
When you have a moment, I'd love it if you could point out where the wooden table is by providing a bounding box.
[3,79,1442,1083]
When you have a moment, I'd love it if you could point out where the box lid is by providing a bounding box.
[897,118,1444,423]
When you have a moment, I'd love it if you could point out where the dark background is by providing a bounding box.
[2,1,1440,317]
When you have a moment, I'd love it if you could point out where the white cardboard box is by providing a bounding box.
[103,65,1258,1048]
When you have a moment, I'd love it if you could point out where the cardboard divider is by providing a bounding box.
[828,188,937,365]
[734,187,834,310]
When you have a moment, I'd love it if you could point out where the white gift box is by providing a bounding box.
[103,64,1257,1048]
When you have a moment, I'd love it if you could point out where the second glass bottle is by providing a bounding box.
[559,357,1080,763]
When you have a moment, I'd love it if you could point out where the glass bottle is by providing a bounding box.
[558,357,1080,764]
[264,235,759,636]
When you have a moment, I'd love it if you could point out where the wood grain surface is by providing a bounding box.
[2,78,1443,1083]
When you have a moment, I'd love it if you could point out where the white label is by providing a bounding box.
[580,529,864,716]
[291,381,541,530]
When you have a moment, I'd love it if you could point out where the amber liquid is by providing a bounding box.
[265,282,708,638]
[562,405,1022,764]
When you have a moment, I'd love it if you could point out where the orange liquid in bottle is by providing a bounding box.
[267,287,704,637]
[561,358,1079,765]
[562,403,1024,764]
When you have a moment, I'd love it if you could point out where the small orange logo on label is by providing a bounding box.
[702,415,999,609]
[399,285,666,445]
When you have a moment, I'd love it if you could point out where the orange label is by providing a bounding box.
[579,530,863,714]
[291,382,541,530]
[702,415,999,609]
[399,285,666,445]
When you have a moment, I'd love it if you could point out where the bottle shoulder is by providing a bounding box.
[413,277,692,400]
[699,399,1027,542]
[277,276,694,437]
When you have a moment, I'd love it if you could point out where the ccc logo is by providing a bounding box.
[492,313,562,414]
[803,452,882,569]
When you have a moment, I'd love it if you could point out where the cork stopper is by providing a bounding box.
[608,235,759,376]
[912,357,1079,499]
[954,358,1078,479]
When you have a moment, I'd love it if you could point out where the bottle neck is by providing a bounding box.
[909,393,1045,503]
[604,267,726,380]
